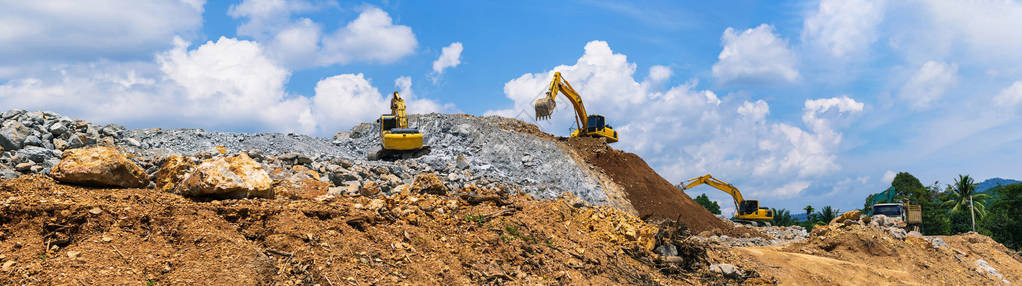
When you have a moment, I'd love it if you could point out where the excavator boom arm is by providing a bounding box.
[681,174,745,213]
[536,72,589,130]
[390,91,407,128]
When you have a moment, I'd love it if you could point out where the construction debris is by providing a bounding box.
[1,109,1021,284]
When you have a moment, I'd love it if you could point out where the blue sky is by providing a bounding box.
[2,0,1021,215]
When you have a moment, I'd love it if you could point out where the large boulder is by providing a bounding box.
[16,146,58,163]
[175,153,273,198]
[830,210,862,225]
[50,146,149,188]
[154,156,195,192]
[0,122,31,151]
[272,165,330,200]
[410,173,448,195]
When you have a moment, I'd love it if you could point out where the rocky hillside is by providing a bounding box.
[2,109,1020,285]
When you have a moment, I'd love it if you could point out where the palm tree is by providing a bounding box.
[817,206,839,224]
[804,205,814,222]
[943,174,990,232]
[771,208,795,226]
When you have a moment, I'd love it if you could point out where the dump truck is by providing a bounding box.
[867,186,923,230]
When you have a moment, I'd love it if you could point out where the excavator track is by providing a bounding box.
[368,146,431,161]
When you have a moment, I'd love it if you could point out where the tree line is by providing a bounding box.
[692,172,1022,252]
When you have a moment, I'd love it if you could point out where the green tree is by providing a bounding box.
[771,209,796,226]
[804,205,814,221]
[892,172,926,204]
[980,184,1022,251]
[920,181,951,235]
[943,175,990,233]
[817,206,839,223]
[863,193,876,212]
[694,193,721,215]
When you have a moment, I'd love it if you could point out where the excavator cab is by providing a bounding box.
[381,116,398,131]
[587,115,608,132]
[572,114,618,143]
[738,200,760,216]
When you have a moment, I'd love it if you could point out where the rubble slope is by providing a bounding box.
[710,222,1022,285]
[0,176,704,285]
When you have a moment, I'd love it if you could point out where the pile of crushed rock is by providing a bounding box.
[693,216,809,247]
[0,110,609,206]
[0,110,136,179]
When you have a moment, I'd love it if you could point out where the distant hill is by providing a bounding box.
[976,178,1021,193]
[792,213,809,222]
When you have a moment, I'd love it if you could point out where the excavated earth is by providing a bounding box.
[3,109,1022,284]
[709,223,1022,285]
[0,176,707,285]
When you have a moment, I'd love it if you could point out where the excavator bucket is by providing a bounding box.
[534,96,556,120]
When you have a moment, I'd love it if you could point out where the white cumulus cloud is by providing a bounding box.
[712,24,800,85]
[772,181,812,198]
[0,36,450,136]
[993,81,1022,109]
[431,42,464,79]
[228,2,417,68]
[646,65,672,84]
[737,100,769,122]
[0,0,205,69]
[882,170,896,185]
[898,61,958,110]
[489,40,860,199]
[802,0,886,60]
[319,7,417,65]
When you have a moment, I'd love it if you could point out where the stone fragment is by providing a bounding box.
[124,138,141,147]
[709,263,741,277]
[360,181,381,196]
[654,244,678,257]
[15,162,33,172]
[50,146,149,188]
[410,173,448,195]
[52,138,68,150]
[22,135,42,147]
[154,156,195,192]
[830,210,861,225]
[48,122,68,136]
[0,123,29,150]
[175,153,273,198]
[16,146,54,163]
[274,179,330,200]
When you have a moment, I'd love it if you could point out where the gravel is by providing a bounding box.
[2,110,611,206]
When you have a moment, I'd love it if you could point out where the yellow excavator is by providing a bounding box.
[679,174,774,225]
[367,91,430,160]
[534,72,618,143]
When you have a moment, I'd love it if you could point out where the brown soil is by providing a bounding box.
[562,137,759,238]
[710,224,1022,285]
[0,175,706,285]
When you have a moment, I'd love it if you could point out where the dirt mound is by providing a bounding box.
[486,115,555,141]
[562,137,757,237]
[712,224,1022,284]
[0,176,710,284]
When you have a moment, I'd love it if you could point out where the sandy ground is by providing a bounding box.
[709,224,1022,285]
